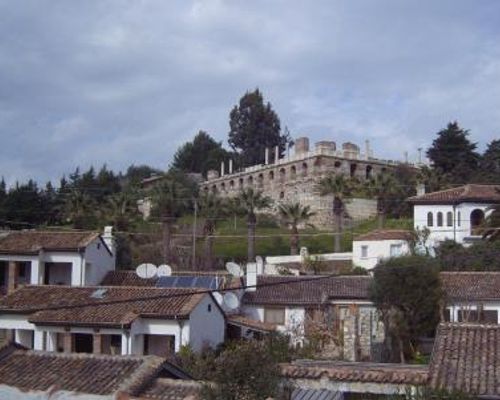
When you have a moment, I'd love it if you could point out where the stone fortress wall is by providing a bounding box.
[200,137,416,228]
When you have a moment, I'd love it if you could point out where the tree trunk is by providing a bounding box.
[162,220,172,263]
[334,211,342,253]
[247,221,256,262]
[203,235,213,271]
[290,226,299,255]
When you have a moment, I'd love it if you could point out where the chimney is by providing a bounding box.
[246,263,257,292]
[265,148,269,165]
[274,146,279,164]
[416,183,425,196]
[229,159,233,174]
[103,226,115,255]
[220,161,225,177]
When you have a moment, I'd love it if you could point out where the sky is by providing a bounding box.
[1,0,500,186]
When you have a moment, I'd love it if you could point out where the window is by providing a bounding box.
[437,212,443,227]
[361,245,368,258]
[446,211,453,227]
[207,304,212,312]
[427,212,433,227]
[457,211,461,227]
[279,191,285,199]
[390,244,402,257]
[264,308,285,325]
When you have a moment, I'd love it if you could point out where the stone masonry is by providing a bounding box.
[201,137,416,228]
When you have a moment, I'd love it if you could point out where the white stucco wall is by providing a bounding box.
[188,295,225,351]
[83,238,115,286]
[352,239,410,269]
[414,202,494,249]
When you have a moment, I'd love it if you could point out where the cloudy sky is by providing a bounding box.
[1,0,499,185]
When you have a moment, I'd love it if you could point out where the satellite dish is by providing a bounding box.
[213,292,223,305]
[226,262,242,277]
[223,292,240,310]
[136,263,157,279]
[157,264,172,277]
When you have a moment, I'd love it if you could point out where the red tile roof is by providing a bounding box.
[0,343,165,396]
[101,270,158,287]
[139,377,202,399]
[429,323,500,397]
[242,275,372,306]
[0,285,206,327]
[440,271,500,301]
[281,360,428,385]
[408,184,500,205]
[227,315,277,332]
[355,229,413,241]
[0,230,101,254]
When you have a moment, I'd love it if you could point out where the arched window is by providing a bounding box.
[290,165,297,179]
[437,212,443,227]
[350,163,357,177]
[427,212,433,227]
[247,176,253,186]
[269,170,274,180]
[229,180,234,189]
[470,209,485,235]
[446,211,453,227]
[238,178,244,188]
[221,182,226,191]
[212,185,217,193]
[334,161,341,168]
[302,162,308,177]
[365,165,373,179]
[279,168,286,183]
[279,191,285,199]
[257,173,264,188]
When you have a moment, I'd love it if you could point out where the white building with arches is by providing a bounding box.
[408,184,500,248]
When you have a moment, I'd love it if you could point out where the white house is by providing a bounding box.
[239,274,385,361]
[0,285,225,355]
[408,184,500,248]
[440,271,500,324]
[352,230,413,270]
[0,228,116,294]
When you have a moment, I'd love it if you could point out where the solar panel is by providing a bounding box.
[156,275,219,289]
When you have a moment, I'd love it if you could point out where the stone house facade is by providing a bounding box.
[200,137,416,227]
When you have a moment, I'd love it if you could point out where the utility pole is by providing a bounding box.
[192,199,198,269]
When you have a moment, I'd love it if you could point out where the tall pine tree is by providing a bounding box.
[228,89,292,167]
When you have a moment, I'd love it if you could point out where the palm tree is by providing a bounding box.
[483,199,500,241]
[104,190,138,231]
[234,188,273,262]
[364,173,398,229]
[317,174,353,252]
[198,192,227,270]
[151,179,188,263]
[278,202,316,255]
[64,189,95,229]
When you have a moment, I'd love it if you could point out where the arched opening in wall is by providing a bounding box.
[212,185,217,194]
[470,209,485,235]
[427,212,433,227]
[381,167,387,174]
[239,178,244,188]
[290,165,297,180]
[280,191,285,199]
[269,170,274,181]
[229,180,234,190]
[446,211,453,227]
[437,212,443,227]
[313,157,322,174]
[279,168,286,183]
[247,176,253,186]
[365,165,373,179]
[350,163,357,178]
[334,161,342,168]
[221,182,226,191]
[302,162,308,177]
[204,186,209,193]
[257,173,264,188]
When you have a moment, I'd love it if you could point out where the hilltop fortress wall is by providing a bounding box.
[200,137,415,228]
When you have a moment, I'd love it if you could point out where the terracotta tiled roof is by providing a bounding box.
[429,323,500,397]
[281,360,428,385]
[227,315,277,332]
[0,230,100,254]
[408,184,500,205]
[440,271,500,301]
[139,378,202,399]
[0,343,165,396]
[242,275,372,306]
[101,270,158,287]
[0,285,206,327]
[355,229,413,242]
